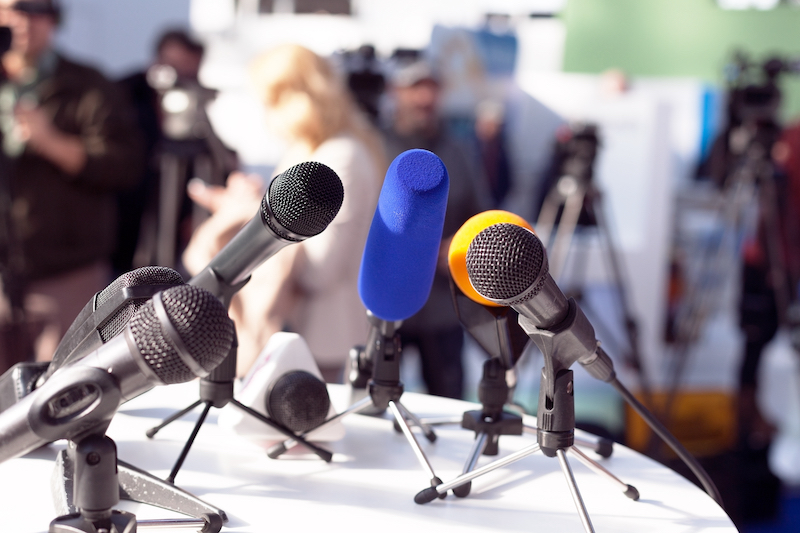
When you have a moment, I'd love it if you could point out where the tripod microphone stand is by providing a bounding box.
[414,305,640,533]
[267,311,445,494]
[145,271,333,484]
[41,367,226,533]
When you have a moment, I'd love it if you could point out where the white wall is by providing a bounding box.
[54,0,192,78]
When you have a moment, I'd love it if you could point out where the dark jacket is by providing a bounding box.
[6,54,143,281]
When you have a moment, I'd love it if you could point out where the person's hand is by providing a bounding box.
[14,101,86,174]
[183,171,265,275]
[14,103,56,149]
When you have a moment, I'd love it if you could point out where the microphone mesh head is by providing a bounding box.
[263,161,344,240]
[97,267,185,342]
[466,223,547,304]
[128,285,234,384]
[266,370,331,433]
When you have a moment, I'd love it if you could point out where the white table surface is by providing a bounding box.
[0,382,737,533]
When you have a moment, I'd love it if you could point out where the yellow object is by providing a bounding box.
[447,210,533,307]
[625,390,737,458]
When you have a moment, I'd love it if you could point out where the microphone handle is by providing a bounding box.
[0,365,121,464]
[203,216,291,287]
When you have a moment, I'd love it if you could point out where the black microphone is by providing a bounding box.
[0,267,185,415]
[0,284,234,464]
[465,223,615,382]
[46,266,186,378]
[189,161,344,301]
[265,370,331,434]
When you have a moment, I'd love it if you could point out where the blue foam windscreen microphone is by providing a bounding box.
[358,149,449,321]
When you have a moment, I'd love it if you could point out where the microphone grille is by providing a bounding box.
[129,285,234,384]
[97,267,185,342]
[266,370,331,433]
[96,266,184,308]
[466,223,547,304]
[263,161,344,240]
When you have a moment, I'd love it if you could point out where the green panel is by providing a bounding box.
[562,0,800,119]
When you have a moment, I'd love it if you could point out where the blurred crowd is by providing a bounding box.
[0,0,518,399]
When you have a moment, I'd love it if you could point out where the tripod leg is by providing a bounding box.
[230,399,333,462]
[549,182,584,279]
[556,448,596,533]
[415,441,542,503]
[267,395,374,458]
[390,401,444,496]
[568,446,639,500]
[146,399,203,439]
[397,405,437,442]
[453,432,489,498]
[167,401,213,483]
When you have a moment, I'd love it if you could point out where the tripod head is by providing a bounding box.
[710,52,800,187]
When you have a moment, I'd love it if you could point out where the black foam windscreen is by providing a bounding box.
[128,285,234,384]
[466,223,547,305]
[265,370,331,433]
[263,161,344,240]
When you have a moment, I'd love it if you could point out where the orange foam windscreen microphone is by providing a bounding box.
[448,210,534,307]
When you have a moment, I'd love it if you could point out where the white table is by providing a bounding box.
[0,382,737,533]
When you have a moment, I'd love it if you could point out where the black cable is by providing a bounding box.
[611,376,724,508]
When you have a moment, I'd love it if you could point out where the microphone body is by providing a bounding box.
[0,285,234,464]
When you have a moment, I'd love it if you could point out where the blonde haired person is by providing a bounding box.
[183,44,386,380]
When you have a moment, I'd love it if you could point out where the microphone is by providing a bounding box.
[0,267,185,415]
[46,266,186,378]
[189,161,344,302]
[465,223,615,383]
[349,149,449,386]
[447,210,533,368]
[0,284,234,464]
[218,332,341,441]
[358,149,449,321]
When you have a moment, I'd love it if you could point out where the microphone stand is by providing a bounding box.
[145,268,333,483]
[414,300,641,533]
[267,311,445,494]
[45,368,226,532]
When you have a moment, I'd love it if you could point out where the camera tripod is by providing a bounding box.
[536,140,651,404]
[267,312,445,493]
[145,275,333,483]
[662,121,790,438]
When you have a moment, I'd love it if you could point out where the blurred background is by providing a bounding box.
[8,0,800,530]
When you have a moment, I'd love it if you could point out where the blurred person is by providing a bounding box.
[115,29,236,275]
[0,0,142,365]
[381,56,490,399]
[182,44,385,380]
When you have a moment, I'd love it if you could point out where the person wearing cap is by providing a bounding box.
[382,56,491,399]
[0,0,143,364]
